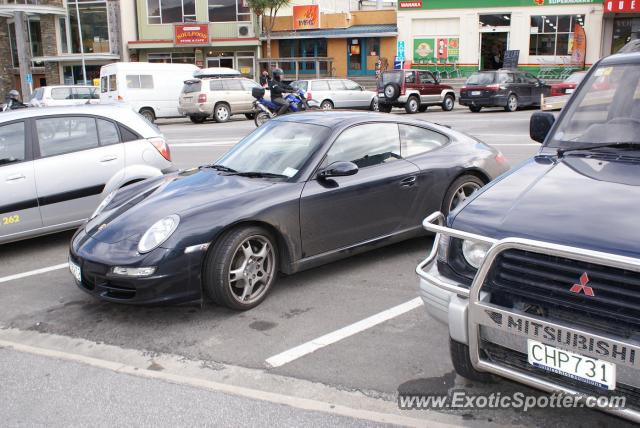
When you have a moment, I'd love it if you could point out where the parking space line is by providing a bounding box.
[0,263,69,284]
[265,298,424,368]
[169,141,238,148]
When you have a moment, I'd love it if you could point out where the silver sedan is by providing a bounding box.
[0,104,175,244]
[292,78,378,111]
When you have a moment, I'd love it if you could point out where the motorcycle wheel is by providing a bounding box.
[254,111,271,127]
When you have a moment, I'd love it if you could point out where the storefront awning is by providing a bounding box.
[266,24,398,40]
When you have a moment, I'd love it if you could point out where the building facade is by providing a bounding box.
[130,0,261,79]
[0,0,131,98]
[262,6,398,79]
[397,0,605,75]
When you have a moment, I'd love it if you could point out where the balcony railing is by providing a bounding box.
[258,58,336,80]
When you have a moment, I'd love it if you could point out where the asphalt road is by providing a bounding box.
[0,107,630,427]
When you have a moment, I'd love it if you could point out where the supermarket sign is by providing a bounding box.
[604,0,640,12]
[399,0,602,9]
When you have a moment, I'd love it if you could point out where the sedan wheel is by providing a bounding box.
[320,100,334,110]
[214,104,231,123]
[505,94,518,112]
[442,175,484,216]
[370,97,379,111]
[203,227,278,310]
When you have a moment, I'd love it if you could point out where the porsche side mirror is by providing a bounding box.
[318,161,359,178]
[530,112,555,144]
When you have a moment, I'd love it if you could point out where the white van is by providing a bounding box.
[99,62,199,123]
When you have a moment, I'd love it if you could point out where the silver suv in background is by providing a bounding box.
[292,78,378,111]
[0,104,174,244]
[178,77,262,123]
[29,85,99,107]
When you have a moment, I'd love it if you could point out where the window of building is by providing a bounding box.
[147,0,196,24]
[612,18,636,54]
[59,17,69,53]
[479,14,511,27]
[366,38,380,56]
[148,52,196,64]
[8,23,18,68]
[529,15,584,56]
[7,18,42,67]
[208,0,250,22]
[65,0,110,54]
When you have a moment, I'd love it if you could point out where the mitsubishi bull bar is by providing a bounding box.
[416,211,640,423]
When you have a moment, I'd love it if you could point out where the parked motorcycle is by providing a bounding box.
[251,87,319,127]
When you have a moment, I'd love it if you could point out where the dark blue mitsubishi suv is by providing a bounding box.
[417,44,640,422]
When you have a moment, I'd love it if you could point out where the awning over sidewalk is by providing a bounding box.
[266,24,398,40]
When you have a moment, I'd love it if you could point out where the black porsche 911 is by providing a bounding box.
[69,111,509,310]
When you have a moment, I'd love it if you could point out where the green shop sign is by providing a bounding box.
[399,0,602,10]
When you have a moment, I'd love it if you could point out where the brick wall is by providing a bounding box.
[40,15,61,85]
[0,17,13,97]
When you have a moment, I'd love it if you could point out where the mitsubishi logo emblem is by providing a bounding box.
[570,272,595,296]
[97,224,107,232]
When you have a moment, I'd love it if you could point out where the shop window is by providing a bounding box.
[529,15,584,56]
[279,39,326,58]
[68,0,110,54]
[148,52,195,64]
[147,0,197,24]
[479,14,510,27]
[612,18,635,54]
[366,38,380,57]
[208,0,250,22]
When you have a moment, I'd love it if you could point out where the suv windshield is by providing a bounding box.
[548,63,640,147]
[214,121,330,178]
[382,71,403,85]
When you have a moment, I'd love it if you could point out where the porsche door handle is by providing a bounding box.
[400,176,417,187]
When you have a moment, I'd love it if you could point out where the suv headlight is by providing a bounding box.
[91,190,117,220]
[138,215,180,254]
[462,240,492,269]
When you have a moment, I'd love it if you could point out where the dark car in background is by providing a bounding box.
[417,48,640,422]
[460,70,550,112]
[69,112,508,311]
[377,69,456,114]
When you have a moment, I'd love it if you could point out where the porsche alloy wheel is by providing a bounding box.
[443,175,484,216]
[204,227,278,310]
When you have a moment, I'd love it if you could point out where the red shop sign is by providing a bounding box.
[175,24,209,45]
[399,1,423,8]
[604,0,640,13]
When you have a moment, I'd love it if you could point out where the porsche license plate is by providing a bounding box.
[527,340,616,390]
[69,260,81,283]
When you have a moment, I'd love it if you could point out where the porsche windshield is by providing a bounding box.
[214,120,330,178]
[548,62,640,148]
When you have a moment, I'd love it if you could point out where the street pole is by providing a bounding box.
[14,11,32,101]
[74,0,88,84]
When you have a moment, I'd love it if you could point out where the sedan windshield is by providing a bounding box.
[214,120,330,179]
[548,63,640,148]
[465,72,496,86]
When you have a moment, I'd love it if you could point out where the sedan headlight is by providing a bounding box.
[462,240,492,269]
[90,190,117,220]
[138,215,180,254]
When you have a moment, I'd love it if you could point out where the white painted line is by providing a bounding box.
[266,298,424,368]
[169,141,238,148]
[0,263,69,284]
[489,143,540,147]
[473,133,530,138]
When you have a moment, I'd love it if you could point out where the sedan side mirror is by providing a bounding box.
[530,112,555,144]
[318,161,359,178]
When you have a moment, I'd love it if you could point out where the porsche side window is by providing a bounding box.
[326,123,401,169]
[399,124,448,157]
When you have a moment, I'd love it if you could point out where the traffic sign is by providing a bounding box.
[397,41,406,61]
[25,73,32,84]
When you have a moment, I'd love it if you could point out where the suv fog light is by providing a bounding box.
[462,240,492,269]
[112,266,157,277]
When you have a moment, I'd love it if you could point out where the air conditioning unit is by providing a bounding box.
[238,24,255,38]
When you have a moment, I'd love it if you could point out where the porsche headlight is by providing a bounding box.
[91,190,117,220]
[462,240,492,269]
[138,215,180,254]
